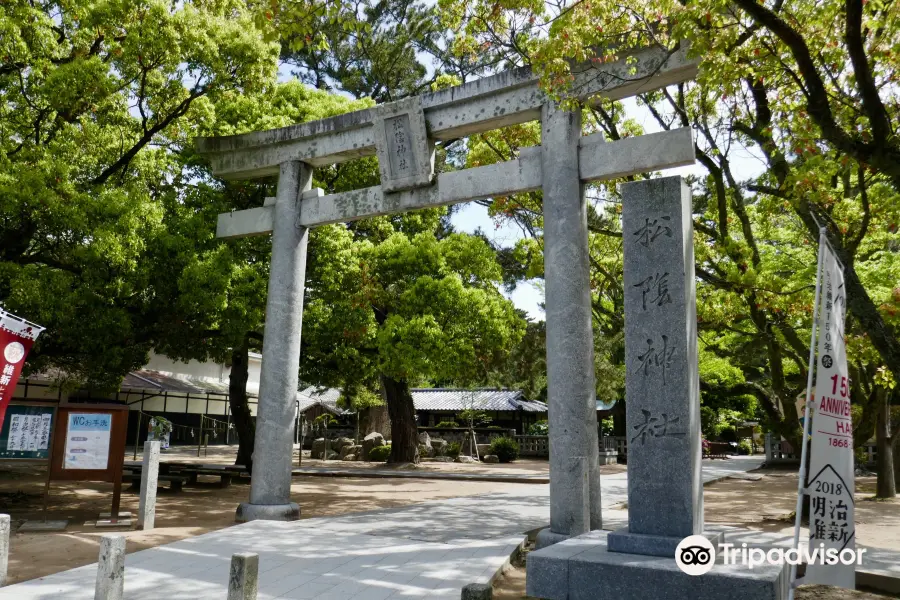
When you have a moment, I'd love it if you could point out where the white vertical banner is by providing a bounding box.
[805,243,855,589]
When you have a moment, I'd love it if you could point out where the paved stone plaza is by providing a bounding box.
[1,458,763,600]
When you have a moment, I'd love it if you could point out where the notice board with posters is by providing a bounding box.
[0,403,55,460]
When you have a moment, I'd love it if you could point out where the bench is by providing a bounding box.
[705,442,731,459]
[184,469,234,487]
[122,472,187,492]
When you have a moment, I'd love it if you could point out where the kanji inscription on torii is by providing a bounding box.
[371,95,433,193]
[196,45,699,534]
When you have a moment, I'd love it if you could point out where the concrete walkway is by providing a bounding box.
[0,456,806,600]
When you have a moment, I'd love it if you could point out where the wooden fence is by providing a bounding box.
[514,435,626,459]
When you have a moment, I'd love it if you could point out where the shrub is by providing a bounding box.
[737,440,752,455]
[368,445,391,462]
[489,437,519,463]
[718,426,738,443]
[435,421,459,429]
[447,442,461,458]
[854,445,869,466]
[527,420,548,436]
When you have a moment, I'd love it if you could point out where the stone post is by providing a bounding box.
[94,534,126,600]
[0,514,9,586]
[461,582,492,599]
[537,101,602,548]
[227,553,259,600]
[607,176,703,557]
[137,441,159,530]
[236,161,311,523]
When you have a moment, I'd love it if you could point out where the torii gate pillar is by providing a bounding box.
[236,161,310,523]
[539,103,602,545]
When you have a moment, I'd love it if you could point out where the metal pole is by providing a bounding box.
[788,227,826,600]
[197,414,203,458]
[133,411,142,461]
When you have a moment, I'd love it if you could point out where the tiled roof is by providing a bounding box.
[296,386,548,414]
[297,386,350,415]
[122,371,234,395]
[410,388,548,413]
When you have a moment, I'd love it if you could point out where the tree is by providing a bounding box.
[437,0,900,491]
[0,0,277,388]
[1,0,374,470]
[336,383,385,442]
[300,223,525,463]
[487,319,548,401]
[282,0,439,101]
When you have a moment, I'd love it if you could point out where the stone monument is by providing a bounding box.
[526,178,788,599]
[196,45,697,525]
[607,176,706,557]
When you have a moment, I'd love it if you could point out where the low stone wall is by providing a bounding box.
[516,435,549,457]
[418,427,515,447]
[514,435,624,461]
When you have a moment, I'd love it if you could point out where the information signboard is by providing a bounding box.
[0,404,55,460]
[63,412,112,470]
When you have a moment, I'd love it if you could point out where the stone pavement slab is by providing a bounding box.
[1,520,523,600]
[0,455,774,600]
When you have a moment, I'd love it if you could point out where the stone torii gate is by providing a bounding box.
[196,45,697,533]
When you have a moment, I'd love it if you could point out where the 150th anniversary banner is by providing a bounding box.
[806,243,856,589]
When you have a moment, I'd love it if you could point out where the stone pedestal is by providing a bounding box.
[137,441,159,530]
[540,101,602,544]
[527,531,789,600]
[237,161,309,523]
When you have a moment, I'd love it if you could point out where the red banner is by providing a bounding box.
[0,311,44,432]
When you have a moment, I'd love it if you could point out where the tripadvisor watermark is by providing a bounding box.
[675,535,866,576]
[722,543,866,569]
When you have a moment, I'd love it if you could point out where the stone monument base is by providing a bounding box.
[235,502,300,523]
[535,528,578,550]
[527,531,789,600]
[607,527,725,558]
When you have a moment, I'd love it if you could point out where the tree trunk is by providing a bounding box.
[875,388,896,498]
[612,400,626,437]
[894,430,900,492]
[381,375,419,464]
[229,341,255,472]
